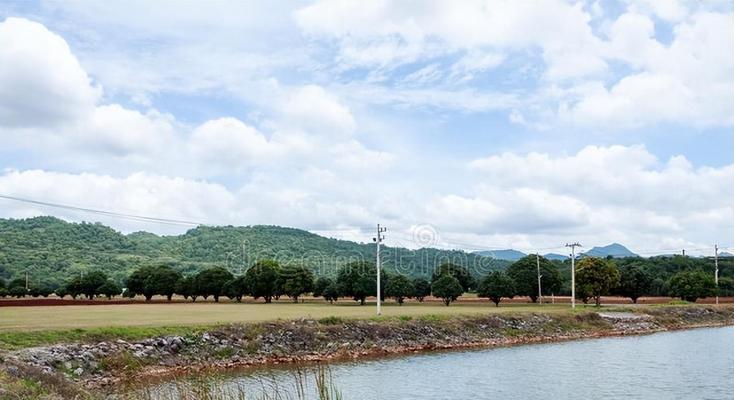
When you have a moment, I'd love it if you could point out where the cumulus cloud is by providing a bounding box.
[0,17,99,127]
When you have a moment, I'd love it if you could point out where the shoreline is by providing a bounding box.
[123,320,732,388]
[4,305,734,397]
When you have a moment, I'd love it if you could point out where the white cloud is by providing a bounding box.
[0,17,100,128]
[281,85,356,137]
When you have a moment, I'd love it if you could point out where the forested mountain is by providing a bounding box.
[0,216,508,287]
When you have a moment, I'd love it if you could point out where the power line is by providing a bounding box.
[0,194,206,227]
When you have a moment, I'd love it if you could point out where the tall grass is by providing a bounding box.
[126,365,342,400]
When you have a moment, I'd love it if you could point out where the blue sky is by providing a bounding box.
[0,1,733,256]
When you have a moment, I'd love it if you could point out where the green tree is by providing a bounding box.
[145,266,182,301]
[281,265,314,303]
[412,278,431,302]
[719,277,734,297]
[576,257,620,307]
[0,288,7,298]
[54,286,68,299]
[616,264,653,303]
[98,281,121,300]
[386,274,414,305]
[477,271,516,307]
[9,286,27,298]
[431,263,475,292]
[78,271,108,299]
[323,283,340,304]
[195,267,234,302]
[313,277,333,298]
[175,276,198,302]
[431,275,463,306]
[668,269,717,302]
[243,260,281,303]
[506,255,563,303]
[126,265,182,301]
[336,261,385,305]
[222,276,248,302]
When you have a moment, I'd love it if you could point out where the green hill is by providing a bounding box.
[0,216,508,287]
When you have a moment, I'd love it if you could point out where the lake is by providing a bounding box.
[141,326,734,399]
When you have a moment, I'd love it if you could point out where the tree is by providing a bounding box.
[336,261,385,305]
[29,284,53,298]
[126,265,182,301]
[668,269,717,302]
[243,260,281,303]
[195,267,234,302]
[64,277,83,300]
[144,266,182,301]
[431,263,475,292]
[506,255,563,303]
[431,275,463,306]
[313,277,333,298]
[175,276,198,302]
[477,271,516,307]
[386,274,414,305]
[413,278,431,302]
[222,276,248,302]
[54,286,68,299]
[576,257,620,307]
[616,264,653,304]
[78,271,109,299]
[98,281,121,300]
[0,288,7,298]
[281,265,314,303]
[9,286,27,298]
[323,283,340,304]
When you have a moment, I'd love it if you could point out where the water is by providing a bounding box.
[145,326,734,400]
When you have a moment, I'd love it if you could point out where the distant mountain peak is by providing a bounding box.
[582,243,637,258]
[473,249,526,261]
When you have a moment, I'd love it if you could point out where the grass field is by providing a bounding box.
[0,301,574,332]
[0,301,590,349]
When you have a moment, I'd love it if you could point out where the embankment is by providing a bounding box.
[2,305,734,397]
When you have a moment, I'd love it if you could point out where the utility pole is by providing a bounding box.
[536,253,542,305]
[374,224,387,316]
[25,271,29,291]
[715,245,719,305]
[566,243,582,309]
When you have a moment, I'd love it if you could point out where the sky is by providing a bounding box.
[0,0,733,256]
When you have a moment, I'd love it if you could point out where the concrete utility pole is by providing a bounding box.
[374,224,387,316]
[566,243,582,309]
[715,245,719,305]
[536,253,542,305]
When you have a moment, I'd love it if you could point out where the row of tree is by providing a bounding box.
[0,255,725,306]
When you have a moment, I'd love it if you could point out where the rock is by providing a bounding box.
[73,367,84,376]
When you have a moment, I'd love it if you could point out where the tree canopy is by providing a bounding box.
[576,257,620,306]
[477,271,516,307]
[431,263,475,292]
[668,269,717,302]
[431,275,463,306]
[386,274,414,305]
[506,255,562,303]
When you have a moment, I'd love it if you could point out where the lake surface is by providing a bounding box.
[144,326,734,400]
